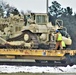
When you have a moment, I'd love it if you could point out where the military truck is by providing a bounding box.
[0,13,72,49]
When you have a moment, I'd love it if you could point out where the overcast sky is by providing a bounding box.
[3,0,76,13]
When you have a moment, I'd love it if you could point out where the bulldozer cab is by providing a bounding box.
[34,13,48,25]
[25,13,48,25]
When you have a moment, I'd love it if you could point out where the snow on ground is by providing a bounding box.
[0,65,76,73]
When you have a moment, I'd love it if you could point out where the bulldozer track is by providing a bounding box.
[29,32,39,49]
[6,31,39,49]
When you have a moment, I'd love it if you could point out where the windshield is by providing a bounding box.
[35,15,48,25]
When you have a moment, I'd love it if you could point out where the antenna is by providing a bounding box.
[46,0,48,13]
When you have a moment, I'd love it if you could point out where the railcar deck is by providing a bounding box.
[0,49,76,66]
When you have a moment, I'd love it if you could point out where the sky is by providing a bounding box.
[2,0,76,13]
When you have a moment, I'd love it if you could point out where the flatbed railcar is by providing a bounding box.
[0,49,76,66]
[0,13,74,66]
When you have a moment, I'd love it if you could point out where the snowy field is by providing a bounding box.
[0,65,76,73]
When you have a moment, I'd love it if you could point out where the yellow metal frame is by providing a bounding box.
[0,49,76,57]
